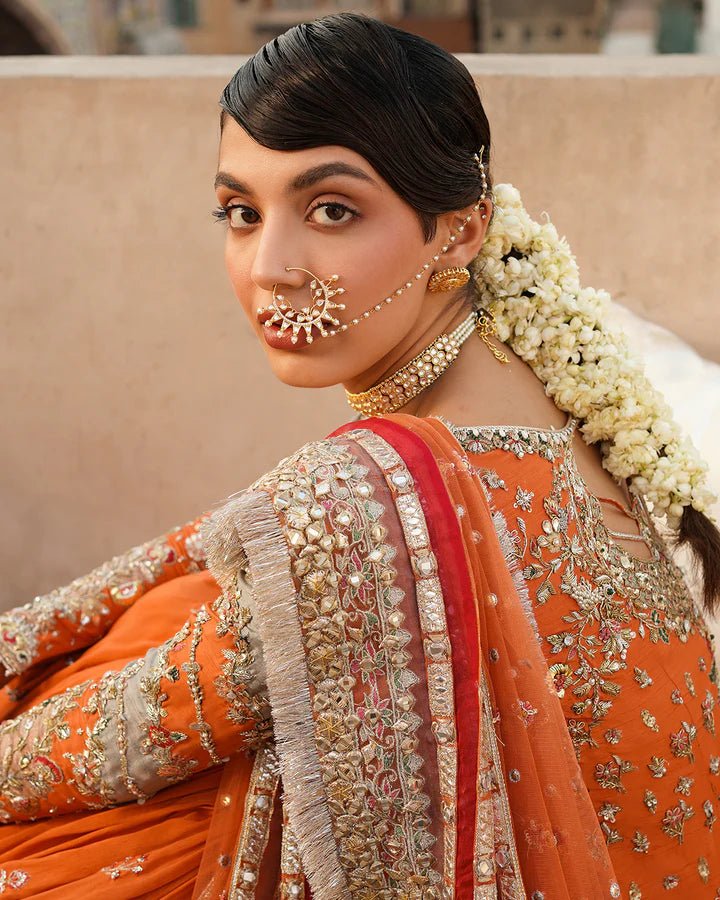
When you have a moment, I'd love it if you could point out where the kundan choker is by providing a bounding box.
[345,308,507,416]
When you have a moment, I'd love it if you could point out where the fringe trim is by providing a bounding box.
[204,490,350,900]
[490,505,541,644]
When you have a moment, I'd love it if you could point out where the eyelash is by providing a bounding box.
[211,201,359,228]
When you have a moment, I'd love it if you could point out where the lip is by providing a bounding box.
[260,321,310,350]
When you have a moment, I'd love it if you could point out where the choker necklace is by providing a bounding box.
[346,310,488,417]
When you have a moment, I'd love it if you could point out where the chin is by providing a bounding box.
[265,353,346,390]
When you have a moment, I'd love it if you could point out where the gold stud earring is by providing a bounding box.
[427,266,471,294]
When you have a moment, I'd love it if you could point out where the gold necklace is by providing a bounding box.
[346,309,507,417]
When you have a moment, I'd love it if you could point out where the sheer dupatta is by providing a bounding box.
[202,415,619,899]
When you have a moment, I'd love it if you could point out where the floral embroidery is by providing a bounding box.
[514,486,534,512]
[0,576,272,820]
[0,679,92,819]
[643,789,658,814]
[640,709,659,732]
[594,754,636,792]
[702,689,716,735]
[684,672,697,697]
[448,418,720,884]
[669,722,697,763]
[252,434,447,893]
[697,856,710,884]
[675,776,693,796]
[703,799,715,828]
[548,662,571,698]
[0,521,206,679]
[661,801,695,843]
[101,855,147,879]
[631,831,649,853]
[648,757,668,779]
[452,421,712,756]
[516,698,538,727]
[0,870,28,892]
[598,801,623,844]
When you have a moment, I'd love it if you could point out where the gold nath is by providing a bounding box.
[346,307,509,416]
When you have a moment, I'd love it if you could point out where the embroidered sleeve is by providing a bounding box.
[0,569,271,822]
[0,517,208,684]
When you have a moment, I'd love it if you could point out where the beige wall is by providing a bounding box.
[2,54,720,609]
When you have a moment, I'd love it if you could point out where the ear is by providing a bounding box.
[433,198,493,270]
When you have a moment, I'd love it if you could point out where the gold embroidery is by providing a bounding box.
[475,671,524,897]
[594,754,636,792]
[0,679,93,820]
[230,747,280,898]
[352,429,457,891]
[101,854,147,879]
[451,420,713,763]
[648,756,668,779]
[640,709,659,732]
[249,435,444,894]
[184,608,223,766]
[0,522,206,677]
[278,813,306,899]
[631,830,649,853]
[697,855,710,884]
[661,801,695,843]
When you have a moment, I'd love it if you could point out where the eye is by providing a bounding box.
[228,205,261,228]
[307,202,357,227]
[211,204,260,228]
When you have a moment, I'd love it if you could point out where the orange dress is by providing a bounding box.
[446,414,720,898]
[0,413,718,898]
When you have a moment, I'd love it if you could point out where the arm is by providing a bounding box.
[0,517,208,687]
[0,568,271,822]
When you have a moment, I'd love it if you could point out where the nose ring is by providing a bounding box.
[259,267,346,344]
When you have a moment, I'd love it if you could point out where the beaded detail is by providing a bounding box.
[446,416,720,896]
[345,312,476,416]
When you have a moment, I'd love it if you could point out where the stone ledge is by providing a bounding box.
[1,52,719,79]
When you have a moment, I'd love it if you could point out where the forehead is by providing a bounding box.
[217,117,380,184]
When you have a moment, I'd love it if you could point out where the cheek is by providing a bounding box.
[224,239,253,314]
[340,222,426,312]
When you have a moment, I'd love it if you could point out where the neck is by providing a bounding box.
[342,299,469,397]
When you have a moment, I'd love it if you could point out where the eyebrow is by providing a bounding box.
[214,162,378,195]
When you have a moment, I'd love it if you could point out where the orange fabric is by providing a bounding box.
[0,517,208,696]
[395,414,720,897]
[0,571,257,897]
[2,413,719,898]
[388,414,618,898]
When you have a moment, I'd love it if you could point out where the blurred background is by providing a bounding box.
[1,0,718,57]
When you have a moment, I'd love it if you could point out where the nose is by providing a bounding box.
[250,221,308,301]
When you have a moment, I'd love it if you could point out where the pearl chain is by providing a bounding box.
[345,310,478,415]
[323,198,484,338]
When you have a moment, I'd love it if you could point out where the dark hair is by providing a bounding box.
[218,12,491,243]
[678,506,720,615]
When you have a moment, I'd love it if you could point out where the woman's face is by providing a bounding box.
[215,118,488,390]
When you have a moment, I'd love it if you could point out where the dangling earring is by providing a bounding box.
[259,267,346,344]
[427,266,471,294]
[474,145,489,219]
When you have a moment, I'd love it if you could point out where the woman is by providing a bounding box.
[0,13,718,898]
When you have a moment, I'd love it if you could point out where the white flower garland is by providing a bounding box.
[470,183,716,529]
